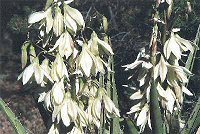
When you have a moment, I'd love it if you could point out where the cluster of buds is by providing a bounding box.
[18,0,119,133]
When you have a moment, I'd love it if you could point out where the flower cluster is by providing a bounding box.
[18,0,119,133]
[124,24,194,134]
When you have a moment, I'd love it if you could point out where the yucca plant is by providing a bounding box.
[18,0,120,133]
[123,0,196,133]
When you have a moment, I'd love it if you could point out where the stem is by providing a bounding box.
[162,10,167,45]
[110,40,120,134]
[99,74,106,134]
[150,13,164,134]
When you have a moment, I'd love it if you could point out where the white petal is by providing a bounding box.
[38,92,46,102]
[147,112,152,130]
[97,39,114,56]
[122,60,143,70]
[142,62,153,69]
[154,63,159,80]
[93,99,101,119]
[49,33,64,52]
[79,46,93,77]
[59,32,73,59]
[46,8,53,33]
[61,102,71,127]
[44,91,51,110]
[157,83,166,98]
[28,11,46,24]
[64,4,85,28]
[175,34,194,53]
[170,35,182,59]
[182,86,193,96]
[130,90,143,100]
[159,55,168,82]
[146,86,151,102]
[127,103,141,114]
[64,0,74,5]
[67,100,78,121]
[22,64,34,85]
[52,105,61,122]
[40,60,54,83]
[52,82,64,104]
[34,63,43,84]
[103,95,114,113]
[64,11,77,33]
[164,39,172,59]
[137,104,149,126]
[53,7,63,36]
[166,87,175,113]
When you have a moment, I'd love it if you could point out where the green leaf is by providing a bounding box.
[0,98,27,134]
[125,118,139,134]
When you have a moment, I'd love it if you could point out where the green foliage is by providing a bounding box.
[7,15,28,34]
[174,0,200,39]
[181,24,200,134]
[0,98,27,134]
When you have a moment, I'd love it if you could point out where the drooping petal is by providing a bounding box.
[53,6,64,36]
[166,87,175,113]
[67,100,78,121]
[159,55,168,82]
[127,103,141,114]
[97,39,114,56]
[46,7,53,33]
[79,45,93,77]
[64,4,85,28]
[137,104,149,126]
[61,102,71,127]
[28,11,46,24]
[157,83,166,98]
[22,64,34,85]
[34,63,43,84]
[182,86,193,96]
[122,60,143,70]
[64,9,77,33]
[130,90,143,100]
[52,81,64,104]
